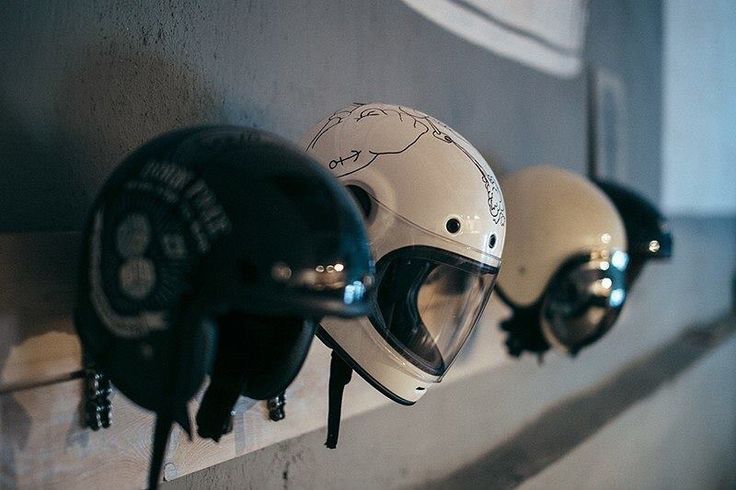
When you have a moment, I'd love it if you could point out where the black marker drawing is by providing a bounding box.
[308,103,506,225]
[329,149,361,170]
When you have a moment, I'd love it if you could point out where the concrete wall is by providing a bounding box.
[0,0,586,232]
[1,1,734,488]
[662,0,736,216]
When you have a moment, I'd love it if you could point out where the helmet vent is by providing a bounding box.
[489,234,497,249]
[445,218,461,234]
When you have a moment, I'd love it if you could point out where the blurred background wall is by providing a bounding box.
[0,1,734,488]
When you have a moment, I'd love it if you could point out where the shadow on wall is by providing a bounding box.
[0,39,226,232]
[422,318,736,489]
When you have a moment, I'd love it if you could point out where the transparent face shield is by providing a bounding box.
[360,192,501,379]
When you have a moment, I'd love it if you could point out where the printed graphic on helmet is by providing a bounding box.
[89,159,232,339]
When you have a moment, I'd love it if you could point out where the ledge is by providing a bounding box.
[0,232,513,488]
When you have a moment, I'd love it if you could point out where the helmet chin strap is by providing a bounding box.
[149,405,191,489]
[149,414,173,490]
[196,318,247,441]
[150,310,195,489]
[325,350,353,449]
[196,371,243,441]
[196,315,316,441]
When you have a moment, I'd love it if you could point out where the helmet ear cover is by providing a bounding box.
[218,312,318,400]
[194,313,318,440]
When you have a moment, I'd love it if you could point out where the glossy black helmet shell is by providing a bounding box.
[75,125,374,415]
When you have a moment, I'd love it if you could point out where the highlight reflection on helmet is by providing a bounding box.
[541,250,628,352]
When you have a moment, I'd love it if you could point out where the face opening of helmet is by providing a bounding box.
[345,189,502,378]
[370,246,498,377]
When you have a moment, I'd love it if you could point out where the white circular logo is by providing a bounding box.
[118,257,156,300]
[116,214,151,258]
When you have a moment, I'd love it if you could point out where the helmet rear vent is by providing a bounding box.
[445,218,461,234]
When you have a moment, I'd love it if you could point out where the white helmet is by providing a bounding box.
[300,102,506,446]
[496,165,629,356]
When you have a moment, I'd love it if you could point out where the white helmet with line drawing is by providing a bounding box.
[300,102,506,447]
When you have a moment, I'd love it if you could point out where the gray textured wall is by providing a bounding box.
[585,0,663,202]
[1,0,586,232]
[1,1,734,488]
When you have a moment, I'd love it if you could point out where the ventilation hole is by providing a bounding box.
[346,185,373,218]
[489,234,497,248]
[416,387,426,391]
[446,218,461,234]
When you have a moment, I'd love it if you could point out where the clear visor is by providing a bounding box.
[371,248,498,377]
[358,187,501,379]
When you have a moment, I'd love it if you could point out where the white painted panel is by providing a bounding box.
[662,0,736,216]
[399,0,587,78]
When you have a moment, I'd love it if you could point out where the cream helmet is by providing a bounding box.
[496,165,629,357]
[300,102,506,446]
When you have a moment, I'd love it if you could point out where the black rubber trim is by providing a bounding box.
[316,327,415,406]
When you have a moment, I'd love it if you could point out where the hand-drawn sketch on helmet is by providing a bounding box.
[301,102,507,448]
[306,102,505,226]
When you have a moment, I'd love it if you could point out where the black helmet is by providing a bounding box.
[595,180,673,285]
[74,126,374,488]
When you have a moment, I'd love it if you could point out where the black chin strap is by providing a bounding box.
[149,407,191,489]
[149,414,172,489]
[325,351,353,449]
[195,313,248,442]
[196,373,244,441]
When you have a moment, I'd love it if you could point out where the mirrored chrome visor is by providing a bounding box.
[541,250,629,353]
